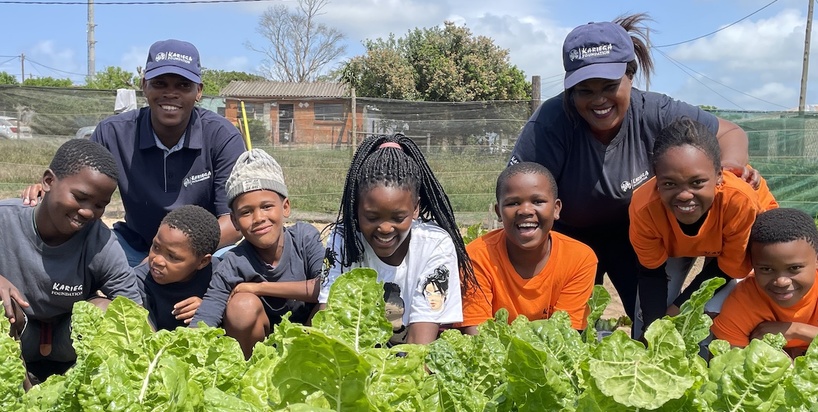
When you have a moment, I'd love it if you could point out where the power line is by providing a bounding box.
[0,0,275,4]
[657,50,789,109]
[653,48,744,110]
[654,0,779,48]
[0,57,18,66]
[24,58,86,77]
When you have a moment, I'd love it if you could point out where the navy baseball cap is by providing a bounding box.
[562,21,635,89]
[144,39,202,84]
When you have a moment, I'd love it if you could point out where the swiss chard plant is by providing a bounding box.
[1,273,815,411]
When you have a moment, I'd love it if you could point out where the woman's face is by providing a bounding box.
[571,75,632,143]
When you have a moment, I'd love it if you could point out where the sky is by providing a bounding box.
[0,0,815,111]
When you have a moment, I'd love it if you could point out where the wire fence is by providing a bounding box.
[2,86,818,225]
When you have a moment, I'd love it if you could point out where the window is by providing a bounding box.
[314,103,344,122]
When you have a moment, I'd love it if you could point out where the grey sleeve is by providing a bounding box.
[133,263,150,308]
[192,254,246,327]
[655,94,719,133]
[294,223,326,279]
[93,231,143,305]
[509,98,570,182]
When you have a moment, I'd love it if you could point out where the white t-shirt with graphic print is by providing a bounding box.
[318,220,462,344]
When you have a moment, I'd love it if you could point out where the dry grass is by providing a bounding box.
[0,140,508,226]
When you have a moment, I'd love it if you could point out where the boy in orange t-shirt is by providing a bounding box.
[460,162,597,333]
[712,208,818,356]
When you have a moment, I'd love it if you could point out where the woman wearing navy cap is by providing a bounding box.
[509,14,759,335]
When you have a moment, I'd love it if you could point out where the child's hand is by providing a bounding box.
[230,282,260,299]
[751,321,794,342]
[0,274,29,324]
[173,297,202,324]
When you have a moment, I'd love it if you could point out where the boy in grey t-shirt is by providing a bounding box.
[193,149,324,359]
[0,139,141,385]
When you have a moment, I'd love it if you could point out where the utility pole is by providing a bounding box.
[799,0,814,114]
[20,53,24,85]
[87,0,96,80]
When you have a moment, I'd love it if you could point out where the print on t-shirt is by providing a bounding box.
[383,282,407,344]
[421,265,450,312]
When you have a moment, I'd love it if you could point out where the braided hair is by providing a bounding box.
[328,133,477,292]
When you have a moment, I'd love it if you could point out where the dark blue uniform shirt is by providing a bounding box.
[91,107,245,252]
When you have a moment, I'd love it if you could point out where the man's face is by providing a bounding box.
[142,73,202,142]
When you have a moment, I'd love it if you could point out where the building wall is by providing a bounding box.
[224,98,360,147]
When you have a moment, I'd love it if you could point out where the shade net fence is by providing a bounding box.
[1,86,817,222]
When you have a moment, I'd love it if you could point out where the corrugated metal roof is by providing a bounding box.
[220,81,348,98]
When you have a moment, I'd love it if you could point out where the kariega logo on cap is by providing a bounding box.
[568,43,614,61]
[154,51,194,65]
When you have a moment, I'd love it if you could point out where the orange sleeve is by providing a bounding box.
[629,181,668,269]
[552,239,597,330]
[717,177,760,279]
[755,174,779,211]
[711,279,763,347]
[460,237,496,327]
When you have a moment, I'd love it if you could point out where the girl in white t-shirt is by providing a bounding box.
[317,133,476,345]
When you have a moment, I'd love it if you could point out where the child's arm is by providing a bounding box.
[0,274,29,324]
[231,278,319,302]
[751,321,818,345]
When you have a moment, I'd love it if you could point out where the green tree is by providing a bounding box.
[0,71,18,85]
[343,21,530,102]
[85,66,140,90]
[22,76,73,87]
[201,68,265,96]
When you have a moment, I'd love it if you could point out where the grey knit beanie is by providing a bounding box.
[226,149,288,206]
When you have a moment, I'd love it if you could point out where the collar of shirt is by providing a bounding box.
[153,132,186,158]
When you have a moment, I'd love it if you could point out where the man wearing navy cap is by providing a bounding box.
[25,39,245,266]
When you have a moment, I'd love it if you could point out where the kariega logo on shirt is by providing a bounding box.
[620,170,650,193]
[183,170,212,187]
[52,282,83,297]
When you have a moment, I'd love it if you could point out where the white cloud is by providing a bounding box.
[26,41,82,80]
[657,8,815,110]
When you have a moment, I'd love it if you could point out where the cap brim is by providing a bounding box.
[564,62,627,89]
[144,66,201,84]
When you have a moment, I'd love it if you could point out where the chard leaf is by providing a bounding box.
[786,338,818,410]
[702,339,791,411]
[0,313,25,410]
[669,277,725,357]
[311,268,392,352]
[270,327,373,411]
[363,345,428,411]
[588,320,694,409]
[240,342,281,409]
[504,312,588,410]
[425,332,492,412]
[70,300,105,357]
[204,387,261,411]
[153,326,245,394]
[581,285,611,344]
[426,328,506,399]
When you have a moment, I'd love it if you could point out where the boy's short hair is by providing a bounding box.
[49,139,118,180]
[225,149,287,207]
[161,205,221,257]
[495,161,558,201]
[750,208,818,253]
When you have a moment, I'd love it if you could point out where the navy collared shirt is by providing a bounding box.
[92,107,245,252]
